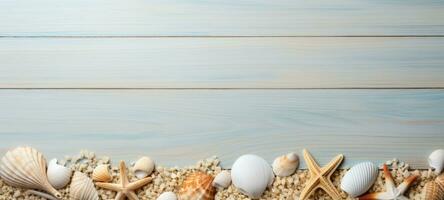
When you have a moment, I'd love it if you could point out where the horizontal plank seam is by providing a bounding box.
[1,35,444,38]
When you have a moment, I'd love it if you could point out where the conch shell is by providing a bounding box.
[92,164,112,182]
[0,146,62,199]
[70,171,99,200]
[423,181,444,200]
[272,152,299,177]
[178,172,216,200]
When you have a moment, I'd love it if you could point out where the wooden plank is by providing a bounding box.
[1,37,444,88]
[0,0,443,36]
[0,89,442,168]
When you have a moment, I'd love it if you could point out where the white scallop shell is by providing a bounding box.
[157,191,178,200]
[133,156,155,179]
[47,158,72,189]
[272,152,299,177]
[69,171,99,200]
[212,170,231,190]
[92,164,112,182]
[340,162,379,198]
[231,154,274,199]
[429,149,444,175]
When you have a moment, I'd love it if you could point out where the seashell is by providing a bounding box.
[47,158,72,189]
[231,154,274,199]
[423,181,444,200]
[429,149,444,175]
[340,162,379,198]
[437,173,444,188]
[272,152,299,177]
[178,172,216,200]
[92,164,112,182]
[157,191,178,200]
[69,171,99,200]
[212,170,231,190]
[0,146,62,199]
[133,156,155,179]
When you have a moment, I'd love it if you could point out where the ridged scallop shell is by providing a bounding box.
[92,164,112,182]
[157,191,178,200]
[212,171,231,190]
[178,172,216,200]
[133,156,155,179]
[437,173,444,188]
[0,146,62,199]
[429,149,444,175]
[47,158,72,189]
[69,171,99,200]
[423,181,444,200]
[272,152,299,177]
[340,162,379,198]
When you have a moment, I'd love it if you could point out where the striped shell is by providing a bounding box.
[340,162,379,198]
[423,181,444,200]
[0,146,62,199]
[70,171,99,200]
[92,164,112,182]
[437,173,444,188]
[178,172,216,200]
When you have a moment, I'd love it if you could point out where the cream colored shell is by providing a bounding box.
[70,171,99,200]
[133,156,155,179]
[178,172,216,200]
[92,164,112,182]
[212,170,231,190]
[423,181,444,200]
[272,152,299,177]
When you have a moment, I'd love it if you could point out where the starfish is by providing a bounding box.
[96,160,152,200]
[359,164,417,200]
[299,149,344,200]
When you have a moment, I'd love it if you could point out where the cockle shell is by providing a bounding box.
[92,164,112,182]
[423,181,444,200]
[47,158,72,189]
[272,152,299,177]
[178,172,216,200]
[429,149,444,175]
[340,162,379,198]
[231,154,274,199]
[69,171,99,200]
[157,191,178,200]
[0,146,62,199]
[212,170,231,190]
[437,173,444,187]
[133,156,155,179]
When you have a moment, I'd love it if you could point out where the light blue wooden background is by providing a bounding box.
[0,0,443,168]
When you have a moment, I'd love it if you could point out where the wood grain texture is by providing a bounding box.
[0,0,443,36]
[1,37,444,88]
[0,89,442,168]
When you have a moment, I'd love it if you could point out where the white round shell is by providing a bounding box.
[212,170,231,190]
[340,162,379,198]
[231,154,274,199]
[156,191,177,200]
[272,152,299,177]
[133,156,155,179]
[47,158,72,189]
[429,149,444,175]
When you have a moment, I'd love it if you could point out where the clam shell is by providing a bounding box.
[437,173,444,188]
[272,152,299,177]
[133,156,155,179]
[212,171,231,190]
[69,171,99,200]
[47,158,72,189]
[429,149,444,175]
[92,164,112,182]
[340,162,379,198]
[0,146,62,199]
[231,154,274,199]
[178,172,216,200]
[157,191,178,200]
[423,181,444,200]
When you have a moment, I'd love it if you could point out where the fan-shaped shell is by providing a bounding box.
[212,170,231,190]
[437,173,444,188]
[69,171,99,200]
[92,164,112,182]
[423,181,444,200]
[133,156,155,179]
[429,149,444,175]
[340,162,379,198]
[272,152,299,177]
[47,158,72,189]
[157,191,178,200]
[178,172,216,200]
[0,146,62,199]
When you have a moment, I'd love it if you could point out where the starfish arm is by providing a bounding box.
[321,154,344,176]
[119,161,129,187]
[95,182,123,191]
[319,177,341,200]
[382,164,396,193]
[127,191,140,200]
[299,178,319,200]
[127,177,152,191]
[358,192,394,200]
[115,192,125,200]
[303,149,321,175]
[396,175,418,195]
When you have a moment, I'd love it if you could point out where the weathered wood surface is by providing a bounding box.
[0,0,443,36]
[0,89,442,168]
[1,37,444,88]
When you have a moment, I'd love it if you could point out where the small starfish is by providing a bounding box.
[299,149,344,200]
[96,161,152,200]
[359,164,418,200]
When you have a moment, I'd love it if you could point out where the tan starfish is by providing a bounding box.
[299,149,344,200]
[95,160,152,200]
[359,164,417,200]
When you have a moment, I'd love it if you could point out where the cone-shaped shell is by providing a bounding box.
[429,149,444,175]
[92,164,112,182]
[272,152,299,177]
[70,171,99,200]
[47,158,72,189]
[212,171,231,190]
[133,156,155,179]
[178,172,216,200]
[423,181,444,200]
[340,162,379,198]
[0,146,62,199]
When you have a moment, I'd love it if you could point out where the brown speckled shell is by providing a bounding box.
[178,172,216,200]
[424,181,444,200]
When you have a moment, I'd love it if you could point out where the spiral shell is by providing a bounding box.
[212,171,231,190]
[423,181,444,200]
[272,153,299,177]
[92,164,112,182]
[178,172,216,200]
[0,146,62,199]
[69,171,99,200]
